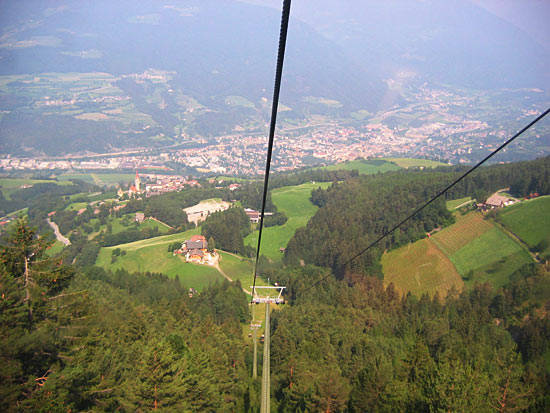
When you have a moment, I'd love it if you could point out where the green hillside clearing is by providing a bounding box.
[499,196,550,249]
[0,178,73,199]
[446,197,472,210]
[320,159,401,174]
[244,182,331,261]
[449,227,530,277]
[95,227,225,290]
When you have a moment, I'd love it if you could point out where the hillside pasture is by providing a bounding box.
[384,210,532,295]
[382,238,463,298]
[244,182,331,261]
[58,174,96,184]
[464,250,533,289]
[446,197,472,210]
[320,159,401,175]
[448,227,529,277]
[499,196,550,249]
[217,251,268,290]
[65,202,88,211]
[95,228,225,290]
[0,178,73,199]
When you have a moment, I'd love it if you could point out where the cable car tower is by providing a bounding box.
[251,285,285,413]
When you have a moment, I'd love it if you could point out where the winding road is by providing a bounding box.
[46,218,71,246]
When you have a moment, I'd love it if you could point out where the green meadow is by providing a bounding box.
[95,228,224,290]
[320,159,401,174]
[446,197,472,210]
[245,182,332,261]
[448,227,530,277]
[499,196,550,249]
[0,178,73,200]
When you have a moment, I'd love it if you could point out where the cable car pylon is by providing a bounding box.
[250,304,262,379]
[251,285,286,413]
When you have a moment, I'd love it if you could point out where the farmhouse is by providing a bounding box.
[485,193,517,209]
[176,235,216,264]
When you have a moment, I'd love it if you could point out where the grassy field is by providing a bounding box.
[95,228,225,290]
[85,215,170,239]
[217,251,270,292]
[463,250,533,289]
[244,182,332,261]
[499,196,550,249]
[382,158,448,168]
[65,202,88,211]
[58,174,96,184]
[0,178,73,199]
[384,210,533,297]
[320,159,401,174]
[382,238,463,298]
[90,173,135,186]
[58,173,135,187]
[45,240,65,257]
[448,227,529,276]
[446,197,472,210]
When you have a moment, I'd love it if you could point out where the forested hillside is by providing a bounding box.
[0,218,253,411]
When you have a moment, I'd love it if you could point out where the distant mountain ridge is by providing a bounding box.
[0,0,386,112]
[243,0,550,90]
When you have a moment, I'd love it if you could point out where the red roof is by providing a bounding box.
[190,235,206,242]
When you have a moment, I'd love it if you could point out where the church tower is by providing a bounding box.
[135,169,141,192]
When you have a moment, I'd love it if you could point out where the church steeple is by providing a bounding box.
[135,169,141,192]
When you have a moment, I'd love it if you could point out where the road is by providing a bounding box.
[46,218,71,246]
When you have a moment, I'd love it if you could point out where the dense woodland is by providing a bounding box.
[1,218,549,411]
[202,207,254,256]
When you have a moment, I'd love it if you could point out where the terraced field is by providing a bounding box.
[431,212,493,255]
[383,210,533,297]
[382,238,463,298]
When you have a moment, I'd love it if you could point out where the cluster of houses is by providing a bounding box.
[174,235,217,265]
[117,170,202,199]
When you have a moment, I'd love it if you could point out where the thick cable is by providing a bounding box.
[297,107,550,296]
[251,0,292,302]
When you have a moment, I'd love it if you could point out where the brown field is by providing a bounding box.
[75,112,110,121]
[382,238,463,298]
[431,212,493,255]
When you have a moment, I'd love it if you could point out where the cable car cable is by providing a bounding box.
[251,0,292,303]
[296,107,550,297]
